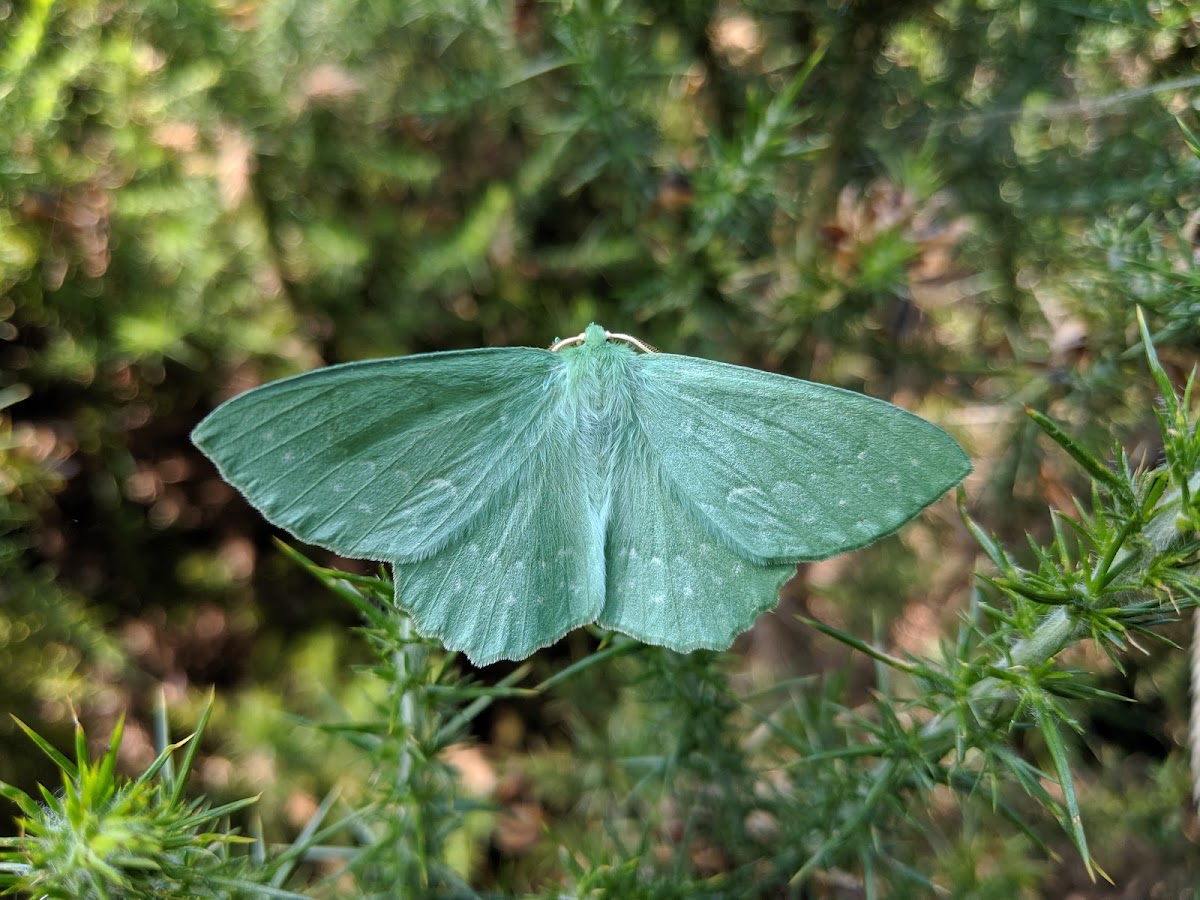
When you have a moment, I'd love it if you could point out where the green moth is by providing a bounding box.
[193,324,970,665]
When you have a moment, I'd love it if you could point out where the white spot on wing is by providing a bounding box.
[728,486,766,503]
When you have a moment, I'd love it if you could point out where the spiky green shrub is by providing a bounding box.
[0,697,274,899]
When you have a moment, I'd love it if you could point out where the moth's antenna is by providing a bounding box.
[548,332,585,352]
[605,331,657,354]
[549,330,657,354]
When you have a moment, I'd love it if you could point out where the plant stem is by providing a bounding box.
[395,615,417,788]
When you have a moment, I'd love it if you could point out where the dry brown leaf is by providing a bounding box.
[822,178,969,292]
[710,14,764,68]
[301,63,363,105]
[217,126,255,210]
[443,743,497,797]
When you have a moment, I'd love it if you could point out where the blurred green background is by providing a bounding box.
[4,0,1200,894]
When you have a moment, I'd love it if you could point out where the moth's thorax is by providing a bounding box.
[560,330,638,420]
[556,328,641,501]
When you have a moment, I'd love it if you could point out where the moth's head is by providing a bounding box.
[583,323,608,347]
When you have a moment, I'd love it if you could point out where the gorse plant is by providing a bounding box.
[0,696,276,899]
[767,312,1199,891]
[0,317,1196,894]
[5,0,1200,894]
[543,314,1199,895]
[267,321,1200,893]
[278,548,537,893]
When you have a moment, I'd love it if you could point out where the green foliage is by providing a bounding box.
[278,547,537,892]
[182,320,1193,894]
[3,0,1200,895]
[2,324,1197,892]
[777,321,1199,888]
[0,381,126,798]
[0,696,278,899]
